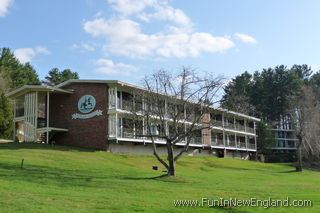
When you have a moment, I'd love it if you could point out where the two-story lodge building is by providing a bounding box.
[6,80,260,159]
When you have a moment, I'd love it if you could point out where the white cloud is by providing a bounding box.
[94,58,138,75]
[84,18,234,58]
[138,4,192,30]
[107,0,157,16]
[72,43,95,52]
[108,0,192,30]
[84,18,140,38]
[83,0,240,59]
[14,48,35,64]
[35,46,51,55]
[0,0,13,17]
[310,64,320,71]
[14,46,50,63]
[234,33,257,44]
[94,11,102,18]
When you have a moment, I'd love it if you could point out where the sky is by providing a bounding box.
[1,0,320,85]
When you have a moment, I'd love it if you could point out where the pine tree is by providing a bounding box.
[0,93,13,139]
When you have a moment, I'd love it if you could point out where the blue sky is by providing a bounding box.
[1,0,320,85]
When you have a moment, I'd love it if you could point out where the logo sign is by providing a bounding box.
[72,110,103,119]
[78,95,96,113]
[72,95,102,119]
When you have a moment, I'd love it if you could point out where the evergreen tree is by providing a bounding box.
[0,48,41,90]
[256,121,276,155]
[221,71,253,115]
[0,93,13,139]
[309,71,320,94]
[0,47,41,139]
[42,68,79,86]
[222,65,308,121]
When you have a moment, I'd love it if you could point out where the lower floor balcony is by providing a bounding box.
[108,115,257,151]
[110,132,256,151]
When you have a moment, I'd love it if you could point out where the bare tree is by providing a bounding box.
[291,86,320,171]
[128,68,223,176]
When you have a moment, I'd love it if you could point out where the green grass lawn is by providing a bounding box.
[0,143,319,213]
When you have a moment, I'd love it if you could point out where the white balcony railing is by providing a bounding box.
[248,143,255,150]
[211,139,224,146]
[190,136,202,145]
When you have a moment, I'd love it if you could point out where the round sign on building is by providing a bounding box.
[77,95,96,114]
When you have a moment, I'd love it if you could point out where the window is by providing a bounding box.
[15,96,24,117]
[108,88,117,109]
[108,115,116,137]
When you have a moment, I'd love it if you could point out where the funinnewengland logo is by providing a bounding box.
[72,95,102,119]
[173,197,312,208]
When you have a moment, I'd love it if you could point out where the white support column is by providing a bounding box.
[244,119,247,132]
[46,92,50,144]
[164,99,167,118]
[254,121,258,160]
[254,122,257,150]
[133,118,136,139]
[245,135,248,149]
[34,92,38,141]
[24,93,29,141]
[142,118,145,136]
[115,87,119,109]
[27,93,30,141]
[222,113,225,128]
[142,97,145,111]
[165,121,169,137]
[24,95,26,141]
[29,93,32,141]
[115,113,118,137]
[184,123,187,143]
[222,113,225,147]
[13,99,16,141]
[31,93,34,141]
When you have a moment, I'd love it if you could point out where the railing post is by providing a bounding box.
[133,119,136,139]
[245,135,248,149]
[116,87,119,109]
[46,91,50,144]
[254,122,257,151]
[13,99,16,142]
[244,119,247,132]
[35,92,38,141]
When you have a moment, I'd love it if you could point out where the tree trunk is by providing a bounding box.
[167,144,176,176]
[296,145,303,172]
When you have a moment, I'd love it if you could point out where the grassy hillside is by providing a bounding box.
[0,143,319,212]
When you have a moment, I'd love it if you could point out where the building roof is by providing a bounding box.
[5,85,73,99]
[56,79,147,91]
[55,79,261,122]
[4,79,260,122]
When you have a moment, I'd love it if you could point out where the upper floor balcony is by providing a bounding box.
[210,113,255,134]
[108,87,258,137]
[274,140,297,149]
[6,85,72,143]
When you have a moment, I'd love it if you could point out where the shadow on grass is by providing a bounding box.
[0,142,97,152]
[122,174,195,184]
[0,161,192,187]
[122,174,168,180]
[279,170,298,173]
[204,159,296,174]
[0,162,123,188]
